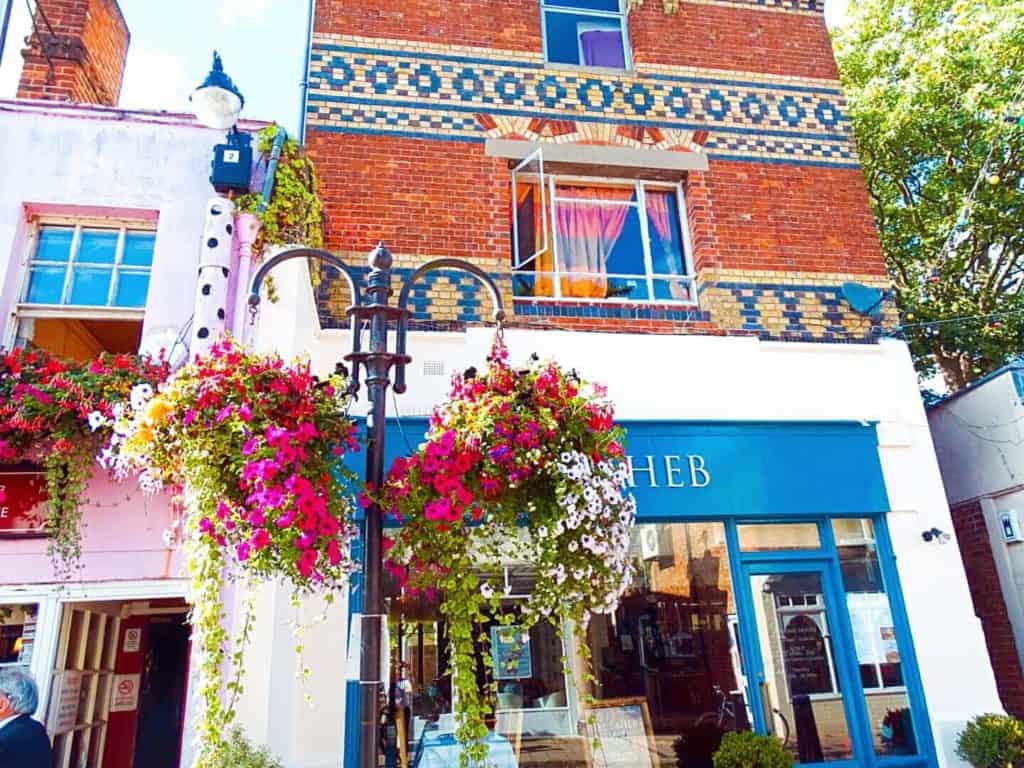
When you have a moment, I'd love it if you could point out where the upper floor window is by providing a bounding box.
[23,223,155,309]
[542,0,629,69]
[511,156,695,304]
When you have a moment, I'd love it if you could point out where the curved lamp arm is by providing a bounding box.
[394,257,506,394]
[248,247,362,310]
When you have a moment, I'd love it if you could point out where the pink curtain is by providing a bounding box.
[554,187,630,298]
[645,190,690,300]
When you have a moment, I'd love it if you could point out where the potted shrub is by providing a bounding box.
[956,714,1024,768]
[222,727,283,768]
[713,731,794,768]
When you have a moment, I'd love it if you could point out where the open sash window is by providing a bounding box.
[510,156,696,304]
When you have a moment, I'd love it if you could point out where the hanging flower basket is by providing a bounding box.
[103,338,360,767]
[377,334,636,764]
[0,347,169,576]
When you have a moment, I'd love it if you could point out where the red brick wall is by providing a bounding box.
[313,0,837,79]
[17,0,129,106]
[309,131,884,279]
[951,499,1024,717]
[307,0,890,337]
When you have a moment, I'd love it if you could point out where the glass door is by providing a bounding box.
[740,561,863,765]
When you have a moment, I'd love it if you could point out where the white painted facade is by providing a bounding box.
[928,367,1024,701]
[240,259,1004,768]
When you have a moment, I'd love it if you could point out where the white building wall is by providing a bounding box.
[251,276,1002,768]
[0,100,265,348]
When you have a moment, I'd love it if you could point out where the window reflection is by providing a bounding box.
[832,519,918,757]
[587,522,749,767]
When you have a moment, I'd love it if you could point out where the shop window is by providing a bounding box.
[542,0,629,69]
[13,316,144,359]
[586,522,751,766]
[0,603,38,671]
[511,167,695,304]
[832,519,917,757]
[23,223,155,309]
[737,523,821,552]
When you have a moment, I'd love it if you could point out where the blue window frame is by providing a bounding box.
[541,0,630,69]
[23,223,155,309]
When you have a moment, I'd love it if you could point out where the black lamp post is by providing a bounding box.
[249,243,505,768]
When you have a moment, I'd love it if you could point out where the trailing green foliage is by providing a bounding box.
[835,0,1024,390]
[235,124,325,258]
[956,713,1024,768]
[222,726,285,768]
[713,732,794,768]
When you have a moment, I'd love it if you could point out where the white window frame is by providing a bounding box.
[510,171,698,306]
[18,217,156,313]
[540,0,632,70]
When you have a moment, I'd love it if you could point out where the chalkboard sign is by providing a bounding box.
[584,697,659,768]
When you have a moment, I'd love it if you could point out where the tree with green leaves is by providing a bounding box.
[834,0,1024,390]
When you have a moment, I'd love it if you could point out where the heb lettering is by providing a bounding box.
[625,455,710,489]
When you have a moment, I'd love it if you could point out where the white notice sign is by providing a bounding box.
[110,674,141,713]
[123,628,142,653]
[50,671,82,735]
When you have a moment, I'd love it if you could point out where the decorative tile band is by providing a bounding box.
[698,270,895,341]
[306,37,857,168]
[315,261,891,342]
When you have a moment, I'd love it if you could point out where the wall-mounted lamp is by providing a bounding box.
[191,51,252,194]
[921,527,952,544]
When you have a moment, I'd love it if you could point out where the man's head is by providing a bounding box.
[0,668,39,719]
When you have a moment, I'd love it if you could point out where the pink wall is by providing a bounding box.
[5,469,183,583]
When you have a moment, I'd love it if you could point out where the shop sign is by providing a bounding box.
[110,674,141,713]
[0,468,49,537]
[367,419,890,521]
[50,671,82,735]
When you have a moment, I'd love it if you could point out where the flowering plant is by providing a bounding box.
[377,335,635,763]
[104,339,359,767]
[0,347,169,574]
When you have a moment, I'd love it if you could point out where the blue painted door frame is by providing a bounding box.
[725,518,937,768]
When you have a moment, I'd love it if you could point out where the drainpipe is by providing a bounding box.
[231,126,287,342]
[0,0,13,69]
[298,0,315,143]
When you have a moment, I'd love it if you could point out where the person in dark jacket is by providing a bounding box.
[0,667,50,768]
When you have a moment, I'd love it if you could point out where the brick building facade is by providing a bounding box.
[306,0,895,339]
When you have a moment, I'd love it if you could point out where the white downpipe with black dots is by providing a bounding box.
[191,196,236,358]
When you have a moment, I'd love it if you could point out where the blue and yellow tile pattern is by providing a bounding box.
[307,35,857,168]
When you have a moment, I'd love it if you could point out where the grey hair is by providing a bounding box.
[0,667,39,715]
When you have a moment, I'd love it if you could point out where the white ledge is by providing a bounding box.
[485,138,709,175]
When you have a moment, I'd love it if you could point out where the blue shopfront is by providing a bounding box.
[344,421,936,768]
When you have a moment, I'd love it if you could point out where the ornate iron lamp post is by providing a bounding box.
[249,243,505,768]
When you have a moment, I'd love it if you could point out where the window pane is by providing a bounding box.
[544,11,624,68]
[553,186,641,299]
[646,189,686,275]
[751,572,854,762]
[0,603,38,668]
[77,229,119,264]
[122,231,156,266]
[587,523,750,766]
[832,519,918,757]
[114,272,151,308]
[545,0,621,12]
[737,523,820,551]
[68,267,113,306]
[653,277,695,303]
[36,227,74,262]
[25,265,67,303]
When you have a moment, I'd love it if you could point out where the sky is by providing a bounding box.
[0,0,851,133]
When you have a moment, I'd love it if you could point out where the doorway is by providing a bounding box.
[132,616,190,768]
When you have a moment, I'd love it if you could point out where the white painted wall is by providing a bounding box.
[248,275,1001,768]
[0,100,266,346]
[928,370,1024,506]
